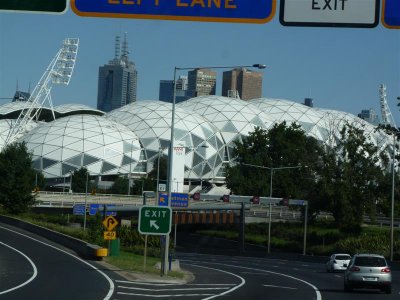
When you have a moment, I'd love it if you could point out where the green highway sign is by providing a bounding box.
[139,206,172,235]
[0,0,67,13]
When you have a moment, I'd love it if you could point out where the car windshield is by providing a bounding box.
[354,257,387,267]
[335,255,351,260]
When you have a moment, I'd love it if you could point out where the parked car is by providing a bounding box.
[344,254,392,294]
[326,253,351,272]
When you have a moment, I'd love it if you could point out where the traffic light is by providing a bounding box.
[0,0,67,13]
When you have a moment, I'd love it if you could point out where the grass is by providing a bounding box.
[0,211,186,278]
[104,250,185,279]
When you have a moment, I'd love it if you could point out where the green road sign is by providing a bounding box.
[0,0,67,13]
[139,206,172,235]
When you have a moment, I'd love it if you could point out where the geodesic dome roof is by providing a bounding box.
[54,104,104,116]
[250,98,330,143]
[178,96,276,161]
[315,107,390,152]
[105,100,226,180]
[19,114,142,178]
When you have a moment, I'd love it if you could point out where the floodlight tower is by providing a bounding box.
[5,38,79,145]
[380,84,397,128]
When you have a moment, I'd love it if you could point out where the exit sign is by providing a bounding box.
[138,206,172,235]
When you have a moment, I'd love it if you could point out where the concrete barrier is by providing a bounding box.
[0,215,107,260]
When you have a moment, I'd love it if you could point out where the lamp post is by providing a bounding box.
[83,171,89,232]
[390,131,396,261]
[163,64,266,275]
[241,163,303,254]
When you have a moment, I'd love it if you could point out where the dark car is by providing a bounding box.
[344,254,392,294]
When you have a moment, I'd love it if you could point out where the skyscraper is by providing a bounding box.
[159,76,193,103]
[97,33,138,112]
[222,68,263,100]
[188,69,216,97]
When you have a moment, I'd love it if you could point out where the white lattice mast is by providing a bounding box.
[380,84,397,128]
[5,38,79,146]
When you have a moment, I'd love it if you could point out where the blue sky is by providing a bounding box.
[0,4,399,123]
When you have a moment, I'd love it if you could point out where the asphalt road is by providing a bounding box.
[0,224,114,299]
[1,226,398,300]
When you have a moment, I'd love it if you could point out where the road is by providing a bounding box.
[111,251,399,300]
[0,223,115,299]
[1,225,398,300]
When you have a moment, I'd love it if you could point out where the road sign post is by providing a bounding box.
[139,206,172,235]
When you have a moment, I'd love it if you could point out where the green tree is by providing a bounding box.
[322,123,384,234]
[110,176,129,195]
[71,167,91,193]
[225,122,322,200]
[0,142,36,213]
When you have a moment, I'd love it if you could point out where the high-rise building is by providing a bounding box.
[222,68,263,100]
[97,33,138,112]
[358,108,380,125]
[188,69,216,97]
[159,76,193,103]
[304,98,314,107]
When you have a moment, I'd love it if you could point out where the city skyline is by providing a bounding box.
[0,8,399,123]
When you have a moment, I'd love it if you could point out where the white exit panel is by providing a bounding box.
[280,0,379,28]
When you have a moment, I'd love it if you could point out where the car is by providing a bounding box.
[344,254,392,294]
[326,253,351,272]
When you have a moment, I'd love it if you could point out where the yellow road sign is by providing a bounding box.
[103,231,116,240]
[102,216,118,231]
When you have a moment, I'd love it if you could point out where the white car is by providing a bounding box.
[326,253,351,272]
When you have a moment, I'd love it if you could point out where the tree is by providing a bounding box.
[225,122,322,200]
[0,142,36,213]
[321,123,384,234]
[71,167,91,193]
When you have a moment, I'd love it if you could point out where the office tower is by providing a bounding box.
[358,108,379,125]
[159,76,193,103]
[304,98,314,107]
[97,33,138,112]
[222,68,263,100]
[188,69,216,97]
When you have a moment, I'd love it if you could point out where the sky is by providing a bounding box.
[0,2,399,123]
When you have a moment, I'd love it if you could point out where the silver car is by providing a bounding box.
[326,253,351,272]
[344,254,392,294]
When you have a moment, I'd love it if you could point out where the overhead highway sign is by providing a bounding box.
[382,0,400,28]
[0,0,67,13]
[280,0,380,28]
[71,0,276,24]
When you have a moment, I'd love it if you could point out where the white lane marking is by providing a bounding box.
[334,275,342,278]
[0,225,114,300]
[117,292,214,297]
[185,263,245,300]
[182,260,322,300]
[0,241,38,295]
[263,284,297,290]
[115,280,179,286]
[241,272,270,275]
[118,285,230,291]
[115,280,236,287]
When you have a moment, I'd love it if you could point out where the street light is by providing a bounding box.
[390,131,396,262]
[163,64,266,275]
[83,171,89,232]
[240,163,304,254]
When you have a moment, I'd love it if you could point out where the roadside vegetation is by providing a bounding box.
[0,122,399,264]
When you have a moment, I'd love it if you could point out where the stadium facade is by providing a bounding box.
[0,96,392,192]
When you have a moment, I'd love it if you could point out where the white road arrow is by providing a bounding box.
[150,220,159,230]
